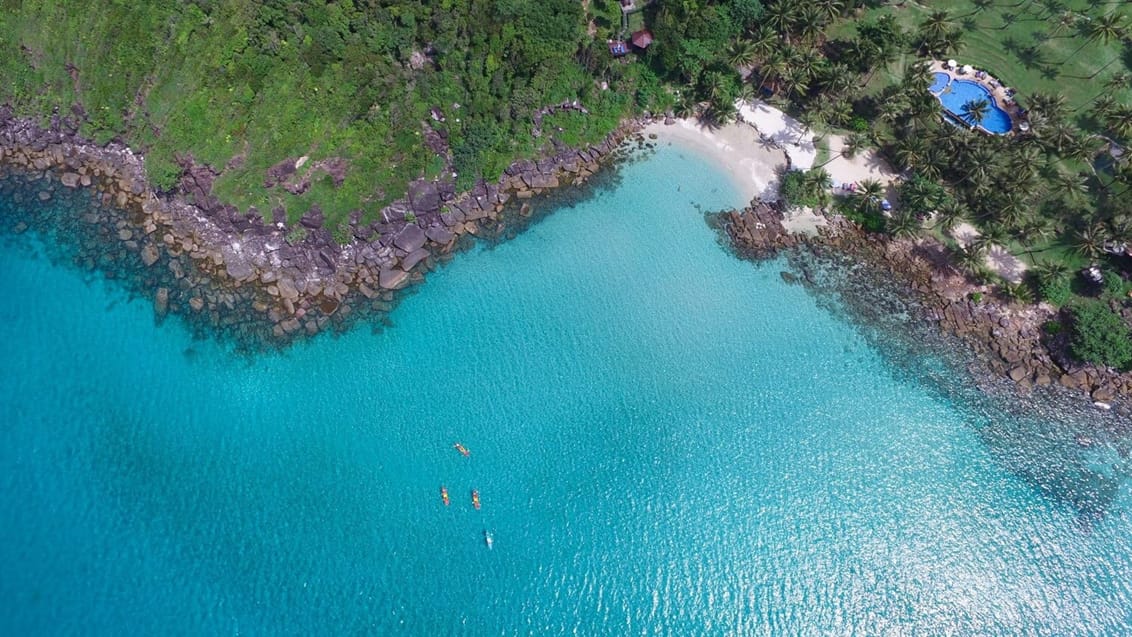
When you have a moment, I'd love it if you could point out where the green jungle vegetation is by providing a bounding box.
[0,0,1130,365]
[0,0,663,228]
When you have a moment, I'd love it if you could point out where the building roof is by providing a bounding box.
[631,29,653,49]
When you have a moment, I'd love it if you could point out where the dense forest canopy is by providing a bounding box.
[0,0,651,230]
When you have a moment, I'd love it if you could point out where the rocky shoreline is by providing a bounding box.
[0,106,647,348]
[720,202,1132,417]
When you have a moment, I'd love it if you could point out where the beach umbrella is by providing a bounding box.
[961,65,974,75]
[947,59,957,69]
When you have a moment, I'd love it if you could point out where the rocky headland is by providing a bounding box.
[0,105,644,348]
[720,202,1132,418]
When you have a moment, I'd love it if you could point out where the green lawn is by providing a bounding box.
[836,0,1132,129]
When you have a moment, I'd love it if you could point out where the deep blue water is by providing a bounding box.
[2,144,1131,634]
[938,79,1013,133]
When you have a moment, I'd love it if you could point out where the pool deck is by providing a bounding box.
[928,60,1024,134]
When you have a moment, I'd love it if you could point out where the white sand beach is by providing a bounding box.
[951,221,1028,283]
[823,134,899,191]
[642,118,788,206]
[736,100,816,170]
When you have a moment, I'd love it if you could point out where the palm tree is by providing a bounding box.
[841,132,869,160]
[996,194,1032,231]
[705,98,737,126]
[1034,260,1071,286]
[998,281,1034,304]
[854,179,885,216]
[792,47,827,89]
[1049,10,1077,37]
[674,95,697,119]
[1065,11,1128,61]
[818,64,857,99]
[961,99,990,129]
[1088,12,1128,46]
[763,2,797,42]
[795,6,826,45]
[973,224,1010,255]
[962,146,1000,192]
[1005,144,1044,180]
[900,62,934,95]
[1026,92,1068,123]
[956,246,987,277]
[1074,222,1109,258]
[1063,136,1101,174]
[1085,82,1123,118]
[748,25,779,64]
[888,212,922,239]
[756,52,789,94]
[803,167,833,208]
[814,0,845,24]
[1056,170,1090,204]
[934,199,970,232]
[1106,106,1132,140]
[727,40,759,69]
[893,136,929,172]
[935,28,966,58]
[779,66,811,99]
[1044,121,1081,154]
[917,10,955,54]
[1038,0,1068,19]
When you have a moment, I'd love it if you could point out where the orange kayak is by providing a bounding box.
[440,486,450,506]
[453,443,470,457]
[471,489,481,510]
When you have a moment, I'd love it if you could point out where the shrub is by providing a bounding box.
[970,292,983,303]
[1068,301,1132,369]
[1042,320,1063,335]
[1102,271,1130,301]
[849,116,869,133]
[1039,276,1073,307]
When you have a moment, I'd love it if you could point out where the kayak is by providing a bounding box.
[453,443,470,457]
[440,486,449,506]
[484,530,494,549]
[471,489,481,510]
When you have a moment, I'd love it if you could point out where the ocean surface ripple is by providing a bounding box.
[1,144,1130,635]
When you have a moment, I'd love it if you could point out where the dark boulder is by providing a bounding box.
[394,224,427,252]
[408,180,441,213]
[300,208,325,229]
[402,248,430,272]
[425,226,454,244]
[264,158,297,188]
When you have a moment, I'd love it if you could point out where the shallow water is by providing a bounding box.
[1,144,1130,635]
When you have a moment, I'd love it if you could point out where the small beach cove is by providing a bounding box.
[3,134,1132,634]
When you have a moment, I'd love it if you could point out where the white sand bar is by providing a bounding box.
[643,118,788,205]
[736,100,816,170]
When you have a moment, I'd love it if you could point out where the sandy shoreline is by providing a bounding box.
[642,119,786,206]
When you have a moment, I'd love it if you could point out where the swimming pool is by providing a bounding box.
[932,78,1013,134]
[929,72,950,94]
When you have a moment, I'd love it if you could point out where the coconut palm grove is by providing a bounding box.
[0,0,1129,360]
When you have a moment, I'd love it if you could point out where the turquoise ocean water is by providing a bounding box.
[1,144,1131,635]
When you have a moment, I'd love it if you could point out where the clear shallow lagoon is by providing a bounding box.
[2,144,1131,635]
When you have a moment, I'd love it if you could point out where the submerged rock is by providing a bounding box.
[154,287,169,317]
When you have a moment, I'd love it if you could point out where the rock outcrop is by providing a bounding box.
[0,106,645,347]
[721,201,1132,413]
